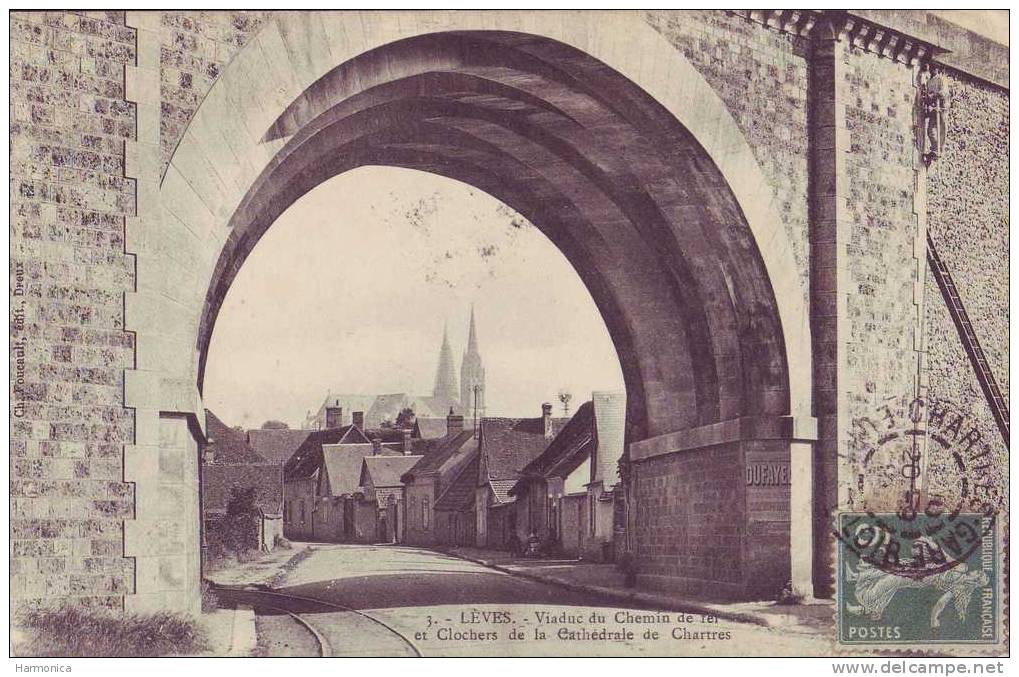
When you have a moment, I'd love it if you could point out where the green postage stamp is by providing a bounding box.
[836,512,1003,649]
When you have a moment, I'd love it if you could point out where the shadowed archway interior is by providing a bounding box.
[195,30,792,446]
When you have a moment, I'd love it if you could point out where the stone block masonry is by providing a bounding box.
[11,10,136,610]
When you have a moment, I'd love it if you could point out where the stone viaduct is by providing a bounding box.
[10,10,1008,613]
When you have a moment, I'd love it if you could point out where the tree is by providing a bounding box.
[395,407,416,429]
[225,486,258,516]
[260,420,289,430]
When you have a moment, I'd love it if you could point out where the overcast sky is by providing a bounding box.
[203,166,625,429]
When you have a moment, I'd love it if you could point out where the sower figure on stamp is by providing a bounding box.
[845,536,989,629]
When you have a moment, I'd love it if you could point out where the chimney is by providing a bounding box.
[402,429,412,455]
[542,402,554,439]
[352,411,365,430]
[371,437,382,456]
[325,402,343,429]
[446,407,464,436]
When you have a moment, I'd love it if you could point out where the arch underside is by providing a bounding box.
[198,30,791,440]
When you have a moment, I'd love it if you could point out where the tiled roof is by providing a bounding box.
[246,428,313,465]
[320,443,375,497]
[479,416,569,480]
[284,425,370,478]
[515,401,595,483]
[202,463,283,516]
[361,454,423,488]
[489,479,518,504]
[434,454,479,512]
[205,410,266,464]
[402,429,477,481]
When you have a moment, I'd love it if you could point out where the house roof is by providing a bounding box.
[479,415,569,481]
[401,429,477,482]
[360,454,424,488]
[246,428,313,465]
[511,402,595,494]
[320,443,375,497]
[413,417,450,440]
[205,410,266,464]
[434,454,479,512]
[202,463,283,515]
[284,425,371,478]
[489,479,518,504]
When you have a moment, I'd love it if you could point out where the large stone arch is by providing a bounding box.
[124,11,816,611]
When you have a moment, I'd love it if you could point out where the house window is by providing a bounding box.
[299,501,305,523]
[423,498,430,530]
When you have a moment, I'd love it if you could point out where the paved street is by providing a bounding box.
[246,543,829,657]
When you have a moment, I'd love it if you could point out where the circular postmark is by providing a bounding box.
[830,394,1001,579]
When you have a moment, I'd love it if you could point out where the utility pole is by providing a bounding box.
[472,384,480,437]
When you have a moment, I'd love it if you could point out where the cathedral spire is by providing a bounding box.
[433,322,459,401]
[460,305,485,425]
[466,304,479,356]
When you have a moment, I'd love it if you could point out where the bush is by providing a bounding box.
[12,606,208,657]
[200,580,219,613]
[235,548,262,563]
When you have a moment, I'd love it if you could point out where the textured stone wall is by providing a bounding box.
[926,74,1009,400]
[644,10,811,298]
[924,72,1009,506]
[10,10,137,610]
[841,46,920,435]
[156,11,267,171]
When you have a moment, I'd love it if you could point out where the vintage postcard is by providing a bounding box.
[8,8,1009,662]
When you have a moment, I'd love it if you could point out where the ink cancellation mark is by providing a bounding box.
[833,395,1003,647]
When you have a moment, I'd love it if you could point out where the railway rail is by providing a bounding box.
[214,585,422,657]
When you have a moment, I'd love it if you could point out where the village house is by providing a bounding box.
[359,453,424,543]
[282,411,439,542]
[400,411,478,546]
[474,404,568,550]
[433,455,480,547]
[509,392,626,560]
[202,411,285,554]
[283,423,374,541]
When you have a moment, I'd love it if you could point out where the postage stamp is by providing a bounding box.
[836,512,1003,648]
